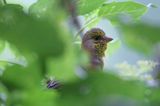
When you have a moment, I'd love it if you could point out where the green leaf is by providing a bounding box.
[6,0,36,11]
[150,88,160,106]
[0,41,27,76]
[29,0,52,18]
[0,61,8,76]
[0,83,9,105]
[84,10,101,29]
[58,72,147,106]
[0,42,26,66]
[29,0,64,22]
[0,4,65,57]
[0,40,5,53]
[10,89,58,106]
[46,41,77,82]
[1,60,42,90]
[77,0,107,15]
[119,22,160,55]
[0,0,3,6]
[98,1,147,20]
[29,0,77,82]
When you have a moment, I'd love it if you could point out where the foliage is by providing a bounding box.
[0,0,159,106]
[98,1,147,19]
[77,0,106,15]
[119,22,160,55]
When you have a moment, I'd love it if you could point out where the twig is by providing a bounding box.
[40,57,47,75]
[74,16,97,40]
[61,0,83,39]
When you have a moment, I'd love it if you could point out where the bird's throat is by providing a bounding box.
[94,42,107,57]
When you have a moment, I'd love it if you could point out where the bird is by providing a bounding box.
[82,28,113,70]
[45,28,112,89]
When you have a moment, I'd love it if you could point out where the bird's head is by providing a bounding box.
[82,28,113,57]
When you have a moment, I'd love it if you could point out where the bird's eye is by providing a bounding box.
[94,36,100,40]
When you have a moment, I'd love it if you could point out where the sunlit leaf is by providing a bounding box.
[0,41,27,76]
[29,0,64,22]
[119,22,160,55]
[99,1,147,20]
[84,10,101,29]
[6,0,37,11]
[0,42,27,66]
[147,3,158,8]
[77,0,107,15]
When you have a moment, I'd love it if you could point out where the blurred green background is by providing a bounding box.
[0,0,160,106]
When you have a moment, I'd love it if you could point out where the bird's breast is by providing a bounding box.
[94,41,107,57]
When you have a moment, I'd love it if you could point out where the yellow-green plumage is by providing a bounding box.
[94,42,107,57]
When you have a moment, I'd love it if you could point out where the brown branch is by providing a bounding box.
[61,0,83,39]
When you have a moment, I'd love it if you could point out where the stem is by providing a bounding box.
[74,16,97,40]
[40,57,47,75]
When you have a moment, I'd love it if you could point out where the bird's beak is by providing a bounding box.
[103,36,113,42]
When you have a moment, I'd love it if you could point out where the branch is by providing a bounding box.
[61,0,83,39]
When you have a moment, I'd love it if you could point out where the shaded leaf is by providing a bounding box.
[0,83,9,105]
[29,0,77,82]
[1,60,42,90]
[46,41,77,82]
[149,88,160,106]
[58,72,147,106]
[0,0,4,6]
[10,89,58,106]
[0,4,65,57]
[119,22,160,55]
[0,40,5,53]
